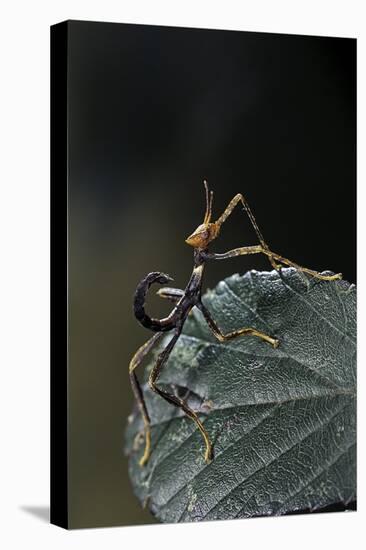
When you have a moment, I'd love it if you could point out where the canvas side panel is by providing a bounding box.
[50,20,69,530]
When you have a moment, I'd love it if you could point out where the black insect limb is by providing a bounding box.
[134,272,176,332]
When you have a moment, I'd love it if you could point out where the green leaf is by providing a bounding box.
[124,268,356,522]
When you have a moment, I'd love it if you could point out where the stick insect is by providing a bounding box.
[129,181,342,467]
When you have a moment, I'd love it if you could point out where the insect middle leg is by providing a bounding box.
[148,328,213,463]
[197,301,279,348]
[129,331,165,466]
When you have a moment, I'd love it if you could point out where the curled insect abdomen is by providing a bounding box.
[133,272,176,332]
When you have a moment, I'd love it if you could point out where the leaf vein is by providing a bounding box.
[201,401,351,519]
[280,277,356,345]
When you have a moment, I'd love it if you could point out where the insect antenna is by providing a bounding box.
[203,179,214,224]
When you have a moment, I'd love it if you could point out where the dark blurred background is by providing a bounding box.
[66,20,356,528]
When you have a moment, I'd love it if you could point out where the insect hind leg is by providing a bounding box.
[148,330,213,463]
[129,332,165,466]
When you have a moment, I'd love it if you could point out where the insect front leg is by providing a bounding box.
[214,193,342,280]
[148,327,214,463]
[197,301,279,348]
[204,243,342,283]
[262,249,342,281]
[215,192,280,270]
